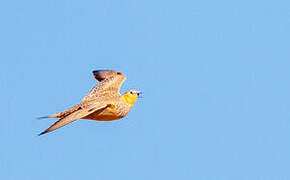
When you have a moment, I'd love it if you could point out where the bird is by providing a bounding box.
[38,70,140,136]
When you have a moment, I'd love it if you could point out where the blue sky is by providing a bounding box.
[1,0,290,179]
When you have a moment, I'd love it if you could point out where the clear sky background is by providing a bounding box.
[1,0,290,179]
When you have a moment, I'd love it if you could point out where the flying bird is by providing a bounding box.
[39,70,140,136]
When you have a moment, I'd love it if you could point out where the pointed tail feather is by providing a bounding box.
[38,106,103,135]
[37,116,51,119]
[37,113,64,119]
[38,103,108,136]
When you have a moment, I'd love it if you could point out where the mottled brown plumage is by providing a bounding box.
[39,70,140,136]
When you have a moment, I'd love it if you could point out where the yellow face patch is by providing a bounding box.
[122,93,137,106]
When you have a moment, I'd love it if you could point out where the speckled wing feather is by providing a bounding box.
[38,101,109,136]
[83,70,126,101]
[92,70,119,82]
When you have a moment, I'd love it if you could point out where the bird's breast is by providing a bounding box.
[82,104,129,121]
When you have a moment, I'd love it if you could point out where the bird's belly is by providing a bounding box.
[81,106,124,121]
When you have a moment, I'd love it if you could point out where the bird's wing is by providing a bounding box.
[83,70,126,101]
[92,70,119,82]
[38,101,109,136]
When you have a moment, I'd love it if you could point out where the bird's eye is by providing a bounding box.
[117,72,122,75]
[130,91,133,94]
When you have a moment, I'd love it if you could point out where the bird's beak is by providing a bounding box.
[137,91,142,98]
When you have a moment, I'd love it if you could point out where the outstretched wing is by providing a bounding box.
[38,101,109,136]
[93,70,120,82]
[83,70,126,101]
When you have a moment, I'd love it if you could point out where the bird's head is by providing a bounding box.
[122,90,141,106]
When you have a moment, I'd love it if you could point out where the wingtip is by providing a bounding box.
[38,130,48,136]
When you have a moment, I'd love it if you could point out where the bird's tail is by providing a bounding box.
[37,113,61,119]
[38,104,82,119]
